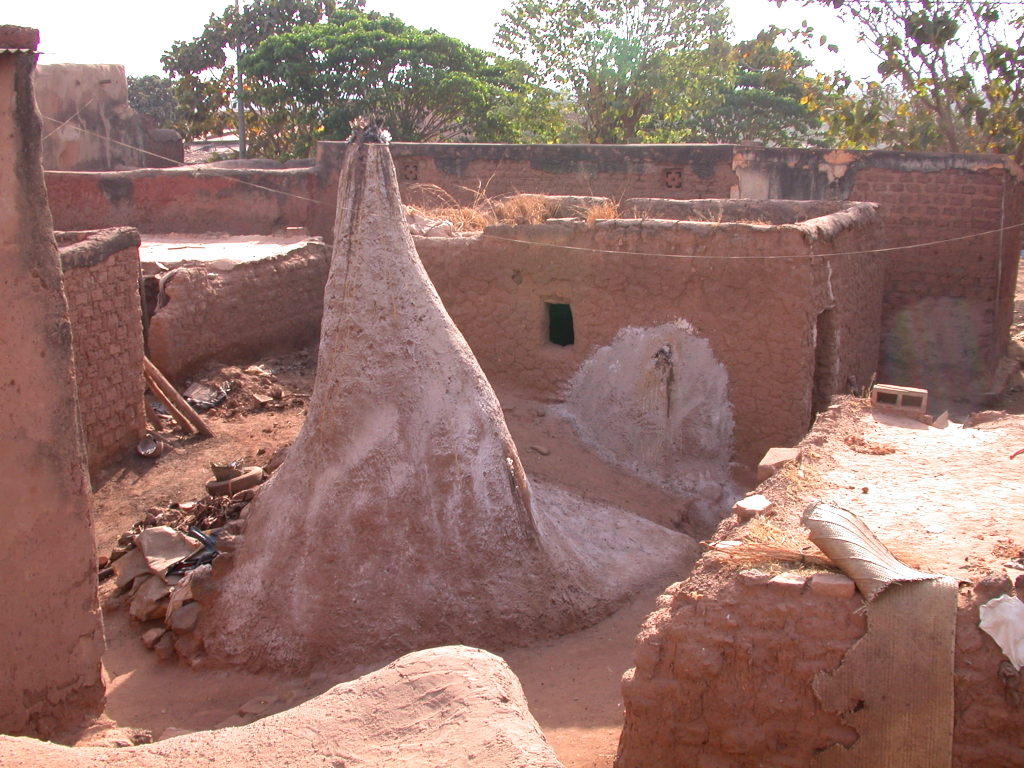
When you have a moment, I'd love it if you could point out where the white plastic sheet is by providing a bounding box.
[979,594,1024,670]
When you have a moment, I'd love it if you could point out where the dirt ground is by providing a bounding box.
[85,349,696,765]
[77,267,1024,766]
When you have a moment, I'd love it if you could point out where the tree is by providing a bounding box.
[127,75,180,128]
[241,7,559,157]
[161,0,336,149]
[495,0,731,143]
[679,28,826,146]
[792,0,1024,155]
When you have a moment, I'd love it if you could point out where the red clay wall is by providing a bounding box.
[59,228,147,478]
[616,565,1023,767]
[0,29,105,737]
[43,143,1022,402]
[417,214,883,466]
[46,166,318,235]
[147,240,330,382]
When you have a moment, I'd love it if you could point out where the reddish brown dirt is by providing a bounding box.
[77,265,1024,766]
[83,350,693,766]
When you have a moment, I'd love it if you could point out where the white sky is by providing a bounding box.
[6,0,880,80]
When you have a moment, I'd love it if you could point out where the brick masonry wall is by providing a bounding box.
[616,565,1023,767]
[417,211,883,466]
[846,165,1015,399]
[60,228,147,478]
[147,240,330,383]
[43,144,1022,401]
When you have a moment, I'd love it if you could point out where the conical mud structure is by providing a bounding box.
[194,145,693,671]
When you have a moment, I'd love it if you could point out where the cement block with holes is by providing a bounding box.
[870,383,928,415]
[757,447,802,483]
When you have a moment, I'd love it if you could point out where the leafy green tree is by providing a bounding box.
[241,7,559,157]
[679,28,825,146]
[161,0,336,146]
[793,0,1024,155]
[495,0,731,143]
[127,75,181,128]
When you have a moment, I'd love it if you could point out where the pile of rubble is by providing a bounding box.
[102,463,275,662]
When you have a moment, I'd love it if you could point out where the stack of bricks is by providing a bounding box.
[59,227,146,478]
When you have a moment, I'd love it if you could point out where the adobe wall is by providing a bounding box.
[42,143,1021,402]
[615,401,1024,768]
[416,206,883,466]
[0,28,105,738]
[147,240,330,383]
[58,228,147,477]
[46,166,318,234]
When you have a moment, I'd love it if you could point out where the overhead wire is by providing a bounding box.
[37,111,1024,261]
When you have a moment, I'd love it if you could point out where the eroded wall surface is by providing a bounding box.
[42,143,1021,401]
[147,240,330,382]
[417,216,883,466]
[59,228,146,477]
[0,29,105,737]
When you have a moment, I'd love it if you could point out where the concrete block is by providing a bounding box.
[808,573,857,599]
[870,383,928,415]
[757,447,802,482]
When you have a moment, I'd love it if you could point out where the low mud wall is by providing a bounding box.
[417,210,883,466]
[44,143,1022,402]
[147,240,330,382]
[616,401,1024,767]
[46,166,318,235]
[59,228,147,477]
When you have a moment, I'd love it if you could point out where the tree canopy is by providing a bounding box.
[495,0,731,143]
[793,0,1024,155]
[241,7,558,157]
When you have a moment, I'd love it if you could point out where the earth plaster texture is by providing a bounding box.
[193,144,694,671]
[560,321,736,527]
[415,204,883,466]
[0,646,565,768]
[0,32,105,737]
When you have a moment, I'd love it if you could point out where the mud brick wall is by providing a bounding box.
[417,210,883,466]
[147,240,330,383]
[617,573,867,767]
[59,228,147,477]
[42,143,1023,401]
[46,166,319,235]
[847,164,1017,400]
[0,26,106,737]
[616,565,1024,768]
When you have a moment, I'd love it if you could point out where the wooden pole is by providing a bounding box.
[143,357,214,437]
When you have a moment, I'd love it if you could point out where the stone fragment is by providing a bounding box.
[166,570,198,618]
[529,445,551,456]
[130,576,171,622]
[153,632,176,660]
[767,572,806,592]
[738,569,772,586]
[238,696,279,717]
[135,526,201,579]
[933,411,950,429]
[173,633,204,661]
[141,627,168,649]
[757,447,802,482]
[808,572,857,599]
[732,494,773,520]
[113,547,149,589]
[167,602,200,634]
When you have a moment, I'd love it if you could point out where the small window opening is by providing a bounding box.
[547,302,574,346]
